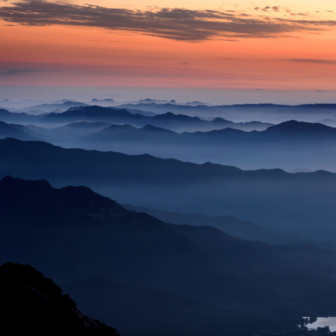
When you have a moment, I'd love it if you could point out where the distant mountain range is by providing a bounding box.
[1,138,336,243]
[116,102,222,118]
[3,99,336,123]
[0,106,272,132]
[81,119,336,145]
[2,176,336,335]
[78,120,336,171]
[114,102,336,123]
[42,106,271,131]
[0,262,118,336]
[1,109,335,172]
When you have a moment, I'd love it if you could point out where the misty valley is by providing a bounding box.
[1,98,336,335]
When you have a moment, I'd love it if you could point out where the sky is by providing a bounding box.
[1,0,336,102]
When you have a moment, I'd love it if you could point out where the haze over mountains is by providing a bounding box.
[77,120,336,171]
[0,106,271,131]
[2,176,336,336]
[2,104,336,171]
[1,138,336,246]
[115,102,336,123]
[0,121,40,141]
[3,98,336,124]
[2,95,336,335]
[41,106,272,132]
[123,204,306,246]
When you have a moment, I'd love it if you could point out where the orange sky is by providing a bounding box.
[1,0,336,91]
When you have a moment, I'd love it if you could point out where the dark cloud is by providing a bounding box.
[0,0,336,41]
[288,59,336,65]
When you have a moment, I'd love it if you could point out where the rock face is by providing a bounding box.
[0,262,119,336]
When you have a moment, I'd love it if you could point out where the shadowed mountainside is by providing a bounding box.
[0,121,40,141]
[2,175,336,330]
[1,138,336,243]
[0,262,118,336]
[64,277,275,336]
[0,108,42,123]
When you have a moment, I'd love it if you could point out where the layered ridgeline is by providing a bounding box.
[42,106,271,131]
[0,108,42,123]
[1,111,335,171]
[115,102,336,123]
[1,176,336,336]
[4,101,336,123]
[0,262,118,336]
[78,120,336,171]
[1,138,336,244]
[0,121,41,141]
[0,106,271,132]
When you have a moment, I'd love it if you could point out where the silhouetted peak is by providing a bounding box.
[186,101,205,105]
[162,112,175,116]
[91,99,114,102]
[0,175,52,193]
[267,120,334,134]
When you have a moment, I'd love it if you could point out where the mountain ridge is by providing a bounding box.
[2,175,336,324]
[0,262,119,336]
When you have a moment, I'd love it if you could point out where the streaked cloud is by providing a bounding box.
[0,0,336,41]
[287,59,336,65]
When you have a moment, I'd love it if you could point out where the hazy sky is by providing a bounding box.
[1,0,336,101]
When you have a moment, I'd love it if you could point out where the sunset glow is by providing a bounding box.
[1,0,336,91]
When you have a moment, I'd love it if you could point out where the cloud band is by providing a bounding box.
[0,1,336,41]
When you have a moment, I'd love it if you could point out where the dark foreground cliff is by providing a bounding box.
[0,262,119,336]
